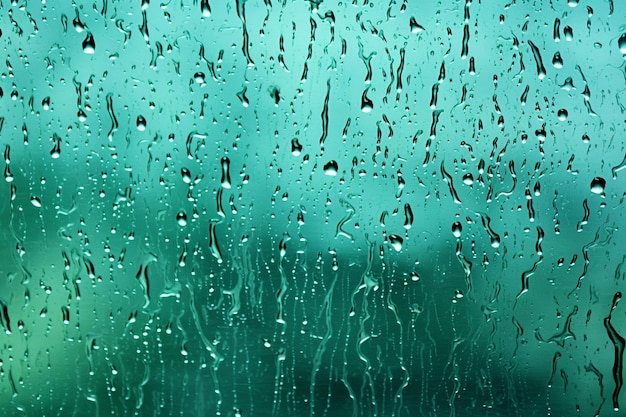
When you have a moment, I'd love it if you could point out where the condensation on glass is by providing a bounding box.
[0,0,624,416]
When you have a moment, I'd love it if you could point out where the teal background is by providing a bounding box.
[0,0,625,416]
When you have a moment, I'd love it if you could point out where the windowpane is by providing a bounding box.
[0,1,624,416]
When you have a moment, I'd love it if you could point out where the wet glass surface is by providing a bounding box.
[0,1,625,416]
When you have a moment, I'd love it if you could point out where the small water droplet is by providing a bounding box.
[557,108,568,121]
[567,0,579,6]
[462,173,473,185]
[323,160,338,176]
[590,177,605,194]
[30,196,42,208]
[552,52,563,68]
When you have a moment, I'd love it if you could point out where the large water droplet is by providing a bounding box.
[452,222,463,238]
[220,157,232,188]
[200,0,211,17]
[181,168,192,184]
[619,33,626,56]
[82,33,95,54]
[323,160,338,176]
[50,133,61,159]
[563,26,573,41]
[136,115,147,131]
[409,17,425,33]
[4,165,13,182]
[361,90,373,113]
[77,108,87,122]
[291,138,302,156]
[590,177,606,194]
[389,235,403,252]
[30,196,42,208]
[194,72,206,84]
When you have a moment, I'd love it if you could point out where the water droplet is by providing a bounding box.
[30,196,42,208]
[403,203,414,229]
[50,133,61,159]
[389,235,403,252]
[528,41,547,80]
[194,72,205,84]
[237,87,249,107]
[136,115,147,131]
[181,168,192,183]
[82,33,95,54]
[552,52,563,68]
[563,26,573,41]
[560,77,575,90]
[361,90,373,113]
[200,0,211,17]
[619,33,626,56]
[557,108,568,121]
[323,160,338,176]
[410,272,420,282]
[568,0,579,6]
[176,211,187,227]
[452,222,463,238]
[462,173,473,185]
[270,87,280,106]
[291,138,302,156]
[582,134,590,143]
[4,165,13,182]
[590,177,605,194]
[220,157,232,188]
[409,17,424,33]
